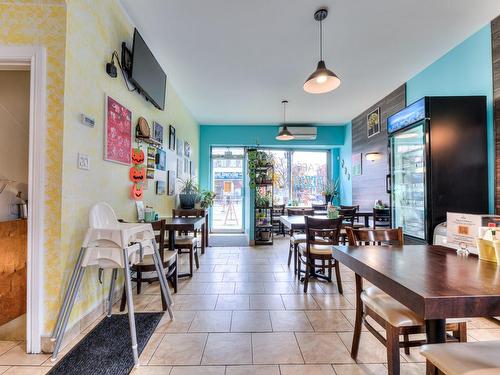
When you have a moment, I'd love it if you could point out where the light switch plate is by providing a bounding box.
[78,153,90,170]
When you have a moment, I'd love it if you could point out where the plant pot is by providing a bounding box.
[261,231,271,241]
[325,194,332,204]
[179,193,197,209]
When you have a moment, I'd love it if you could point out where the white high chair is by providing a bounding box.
[50,202,174,366]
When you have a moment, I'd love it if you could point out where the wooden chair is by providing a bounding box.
[422,341,500,375]
[311,203,327,211]
[287,208,315,275]
[297,216,343,294]
[340,204,360,223]
[346,227,468,375]
[272,204,285,235]
[119,219,178,312]
[172,209,203,277]
[373,207,391,228]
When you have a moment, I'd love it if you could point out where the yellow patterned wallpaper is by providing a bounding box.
[1,0,200,335]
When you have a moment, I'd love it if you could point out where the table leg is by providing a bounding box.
[364,215,369,228]
[205,214,209,248]
[168,229,175,252]
[425,319,446,344]
[201,223,206,254]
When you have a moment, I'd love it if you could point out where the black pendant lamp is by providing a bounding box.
[303,8,341,94]
[276,100,294,141]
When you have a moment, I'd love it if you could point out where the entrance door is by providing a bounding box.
[211,147,244,233]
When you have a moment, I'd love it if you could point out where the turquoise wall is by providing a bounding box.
[406,24,494,212]
[339,122,353,204]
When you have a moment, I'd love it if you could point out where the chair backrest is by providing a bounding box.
[339,208,356,226]
[89,202,120,229]
[150,219,166,259]
[346,227,403,246]
[311,203,327,211]
[272,204,285,215]
[288,208,315,216]
[304,216,343,247]
[340,205,359,212]
[373,208,391,228]
[172,208,205,218]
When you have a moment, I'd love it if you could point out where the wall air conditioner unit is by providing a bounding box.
[278,126,317,140]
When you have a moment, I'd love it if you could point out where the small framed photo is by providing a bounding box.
[184,141,191,158]
[147,157,155,169]
[177,139,183,157]
[153,121,164,144]
[147,146,156,158]
[156,180,166,195]
[156,149,166,171]
[168,125,176,151]
[167,170,176,195]
[367,107,381,138]
[176,157,182,177]
[184,158,189,174]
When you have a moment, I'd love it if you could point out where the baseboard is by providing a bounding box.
[41,286,124,354]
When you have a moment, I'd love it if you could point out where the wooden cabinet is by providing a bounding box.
[0,219,27,327]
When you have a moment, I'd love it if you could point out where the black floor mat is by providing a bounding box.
[48,312,163,375]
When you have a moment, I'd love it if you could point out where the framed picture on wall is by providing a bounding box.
[184,158,189,174]
[184,141,191,158]
[155,149,166,171]
[177,139,183,157]
[152,121,164,144]
[167,170,176,195]
[352,153,362,176]
[367,107,381,138]
[104,95,132,165]
[156,181,166,195]
[176,157,182,178]
[168,125,176,151]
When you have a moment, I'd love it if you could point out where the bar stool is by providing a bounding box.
[50,202,174,367]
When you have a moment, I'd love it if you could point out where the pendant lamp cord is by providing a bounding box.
[319,18,323,61]
[283,101,287,123]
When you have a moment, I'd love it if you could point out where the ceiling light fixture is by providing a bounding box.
[303,8,341,94]
[276,100,294,141]
[365,152,383,162]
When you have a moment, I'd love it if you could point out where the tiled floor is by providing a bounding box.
[1,237,499,374]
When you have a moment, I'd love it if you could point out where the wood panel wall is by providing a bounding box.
[493,16,500,213]
[0,219,27,327]
[351,85,406,210]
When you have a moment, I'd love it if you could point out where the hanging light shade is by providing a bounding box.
[304,8,341,94]
[276,100,294,141]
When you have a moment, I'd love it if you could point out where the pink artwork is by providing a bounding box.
[105,96,132,164]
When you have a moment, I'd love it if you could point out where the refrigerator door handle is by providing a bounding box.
[386,174,391,194]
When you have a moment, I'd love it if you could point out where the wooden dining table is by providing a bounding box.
[163,216,206,278]
[279,213,373,231]
[332,244,500,344]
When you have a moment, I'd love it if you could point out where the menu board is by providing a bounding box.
[447,213,500,254]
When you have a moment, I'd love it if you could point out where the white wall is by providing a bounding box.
[0,70,30,221]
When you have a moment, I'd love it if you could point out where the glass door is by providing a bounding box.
[211,147,244,233]
[391,123,426,240]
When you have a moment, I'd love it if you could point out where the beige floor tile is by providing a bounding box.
[338,332,387,364]
[169,365,225,375]
[214,264,238,273]
[223,273,250,282]
[215,295,250,310]
[250,295,285,310]
[149,333,207,365]
[172,295,218,310]
[264,282,297,294]
[252,332,303,364]
[235,282,266,294]
[400,345,426,363]
[191,273,224,282]
[139,333,164,365]
[333,364,387,375]
[205,282,236,294]
[226,365,280,375]
[202,333,252,365]
[0,343,17,357]
[270,311,313,332]
[274,272,296,281]
[130,365,173,374]
[232,311,272,332]
[155,311,196,333]
[295,333,354,364]
[0,367,9,375]
[0,345,49,366]
[248,273,276,281]
[306,310,353,332]
[178,282,209,294]
[312,294,353,310]
[281,294,320,310]
[469,318,500,329]
[189,311,232,332]
[2,367,49,375]
[280,364,335,375]
[469,328,500,341]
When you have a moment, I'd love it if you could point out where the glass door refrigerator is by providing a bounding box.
[387,96,488,244]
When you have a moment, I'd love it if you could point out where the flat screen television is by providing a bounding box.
[129,28,166,110]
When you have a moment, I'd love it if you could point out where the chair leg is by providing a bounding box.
[189,247,194,277]
[119,283,127,312]
[194,248,200,269]
[136,271,142,295]
[403,333,410,355]
[303,260,311,293]
[293,244,298,276]
[386,324,401,375]
[458,322,467,342]
[287,243,293,267]
[173,260,178,293]
[327,259,332,281]
[426,360,439,375]
[351,274,363,359]
[334,261,343,294]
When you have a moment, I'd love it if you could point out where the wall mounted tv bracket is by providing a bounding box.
[121,42,133,77]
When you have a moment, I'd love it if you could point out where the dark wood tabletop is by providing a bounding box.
[280,213,373,230]
[163,216,205,231]
[332,244,500,343]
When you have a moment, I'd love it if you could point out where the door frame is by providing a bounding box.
[0,45,47,353]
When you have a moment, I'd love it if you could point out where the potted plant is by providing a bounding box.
[199,190,216,209]
[321,179,340,205]
[256,192,271,208]
[179,178,199,209]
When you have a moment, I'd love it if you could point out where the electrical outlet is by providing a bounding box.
[78,153,90,170]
